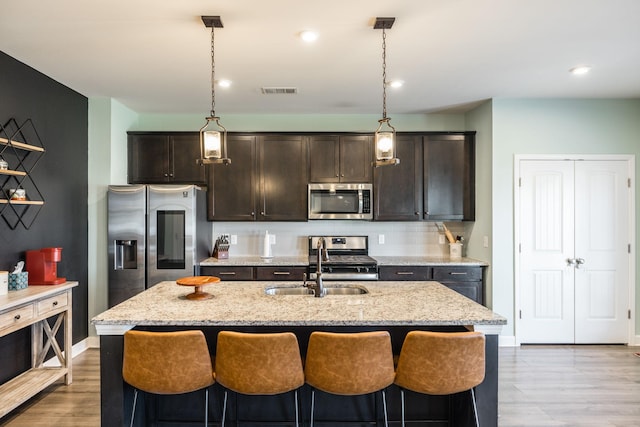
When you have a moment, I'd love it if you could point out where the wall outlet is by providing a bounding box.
[269,234,276,245]
[483,236,489,248]
[378,234,385,244]
[439,235,446,244]
[230,235,237,245]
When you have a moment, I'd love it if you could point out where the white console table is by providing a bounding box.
[0,282,77,418]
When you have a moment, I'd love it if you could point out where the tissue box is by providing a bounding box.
[9,272,28,290]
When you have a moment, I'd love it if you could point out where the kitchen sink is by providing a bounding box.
[264,285,369,296]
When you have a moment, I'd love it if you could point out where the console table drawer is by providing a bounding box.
[0,304,35,333]
[37,293,69,316]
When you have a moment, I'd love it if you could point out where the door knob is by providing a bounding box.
[575,258,585,268]
[567,258,577,266]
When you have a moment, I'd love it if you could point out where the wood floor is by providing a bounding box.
[1,345,639,426]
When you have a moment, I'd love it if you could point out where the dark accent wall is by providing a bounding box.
[0,51,88,384]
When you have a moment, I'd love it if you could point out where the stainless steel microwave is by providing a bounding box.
[308,183,373,220]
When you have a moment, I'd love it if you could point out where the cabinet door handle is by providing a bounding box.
[218,272,237,276]
[261,211,265,215]
[164,173,169,177]
[396,272,414,275]
[14,314,21,320]
[450,272,468,275]
[273,272,291,275]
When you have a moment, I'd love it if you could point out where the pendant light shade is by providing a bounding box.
[198,16,231,165]
[373,17,399,167]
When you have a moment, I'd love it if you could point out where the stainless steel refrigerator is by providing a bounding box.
[107,184,212,307]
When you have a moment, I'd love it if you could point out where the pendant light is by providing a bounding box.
[198,16,231,165]
[373,17,400,167]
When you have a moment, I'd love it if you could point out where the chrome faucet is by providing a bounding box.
[307,237,329,297]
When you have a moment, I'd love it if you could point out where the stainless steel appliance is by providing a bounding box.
[308,236,378,280]
[308,183,373,220]
[107,184,212,307]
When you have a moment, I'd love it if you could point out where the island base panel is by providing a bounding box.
[100,326,498,427]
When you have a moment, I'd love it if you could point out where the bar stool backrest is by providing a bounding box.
[394,331,485,395]
[123,330,215,395]
[215,331,305,395]
[304,330,395,395]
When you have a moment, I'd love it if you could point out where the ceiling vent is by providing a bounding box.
[261,87,298,95]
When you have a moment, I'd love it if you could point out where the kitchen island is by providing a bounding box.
[93,280,505,426]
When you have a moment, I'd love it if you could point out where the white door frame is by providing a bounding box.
[514,154,636,345]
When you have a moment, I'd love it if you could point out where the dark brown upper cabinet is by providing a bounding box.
[127,132,206,185]
[374,135,423,221]
[423,133,475,221]
[208,134,308,221]
[308,135,373,183]
[207,134,256,221]
[374,132,475,221]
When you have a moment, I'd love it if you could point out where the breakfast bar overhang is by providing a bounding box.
[93,281,506,426]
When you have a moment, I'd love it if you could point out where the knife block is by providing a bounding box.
[213,241,229,259]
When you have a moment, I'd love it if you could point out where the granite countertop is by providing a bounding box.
[92,280,506,333]
[200,256,309,266]
[199,255,487,267]
[374,256,489,266]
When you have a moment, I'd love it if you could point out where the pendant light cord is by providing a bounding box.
[381,27,387,120]
[210,26,216,118]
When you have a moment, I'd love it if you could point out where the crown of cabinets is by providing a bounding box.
[374,133,475,221]
[127,132,206,185]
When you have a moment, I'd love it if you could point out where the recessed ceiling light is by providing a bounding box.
[217,79,232,88]
[569,65,591,75]
[299,30,319,43]
[387,80,404,88]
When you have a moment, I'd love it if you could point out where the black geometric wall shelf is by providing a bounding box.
[0,118,45,230]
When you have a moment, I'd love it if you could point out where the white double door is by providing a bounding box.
[517,159,632,344]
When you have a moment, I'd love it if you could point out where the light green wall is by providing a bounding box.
[87,98,137,337]
[464,100,493,307]
[133,113,465,132]
[491,98,640,338]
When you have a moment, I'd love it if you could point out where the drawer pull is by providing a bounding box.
[218,272,237,276]
[273,272,291,275]
[14,314,21,320]
[396,272,414,275]
[53,301,59,306]
[450,272,468,275]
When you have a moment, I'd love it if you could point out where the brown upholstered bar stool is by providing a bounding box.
[304,331,396,427]
[122,330,215,427]
[394,331,486,427]
[215,331,305,427]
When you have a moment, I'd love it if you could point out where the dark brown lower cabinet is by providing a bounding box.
[199,266,254,281]
[199,265,307,281]
[379,265,484,305]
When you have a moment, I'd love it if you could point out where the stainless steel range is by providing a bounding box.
[308,236,378,281]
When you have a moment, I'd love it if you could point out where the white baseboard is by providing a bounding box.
[499,335,517,347]
[43,337,99,367]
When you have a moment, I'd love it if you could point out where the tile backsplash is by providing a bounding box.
[210,221,468,258]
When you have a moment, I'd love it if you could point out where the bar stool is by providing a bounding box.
[304,331,396,427]
[122,330,215,427]
[215,331,305,426]
[394,331,486,427]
